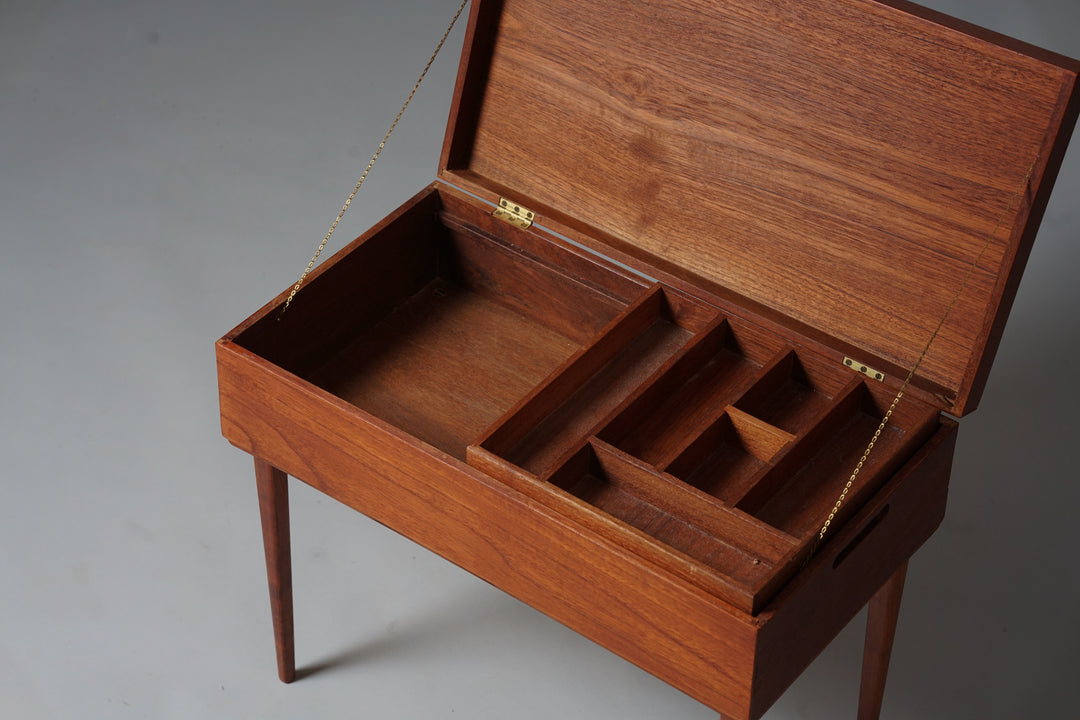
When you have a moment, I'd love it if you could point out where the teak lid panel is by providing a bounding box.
[439,0,1079,415]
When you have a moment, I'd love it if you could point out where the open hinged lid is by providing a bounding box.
[438,0,1079,415]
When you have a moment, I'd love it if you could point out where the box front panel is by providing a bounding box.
[217,341,760,717]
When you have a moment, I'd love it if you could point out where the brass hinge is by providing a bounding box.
[843,357,885,382]
[492,198,535,229]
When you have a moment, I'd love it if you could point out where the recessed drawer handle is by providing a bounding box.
[833,504,890,570]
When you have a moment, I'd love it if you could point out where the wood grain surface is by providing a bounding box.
[217,1,1077,717]
[441,0,1080,415]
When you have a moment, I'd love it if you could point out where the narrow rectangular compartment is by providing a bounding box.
[542,441,799,612]
[230,189,648,461]
[476,287,718,476]
[596,319,786,466]
[738,382,940,539]
[732,350,854,436]
[664,408,795,504]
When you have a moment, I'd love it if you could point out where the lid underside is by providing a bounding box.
[440,0,1079,414]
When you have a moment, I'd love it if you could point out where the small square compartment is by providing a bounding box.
[665,409,795,504]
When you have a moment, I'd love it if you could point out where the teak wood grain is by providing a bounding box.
[216,176,964,716]
[254,458,294,684]
[858,559,910,720]
[220,343,758,714]
[217,0,1078,718]
[441,0,1080,415]
[219,328,956,717]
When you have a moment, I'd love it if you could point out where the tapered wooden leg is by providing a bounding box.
[857,559,909,720]
[255,457,295,683]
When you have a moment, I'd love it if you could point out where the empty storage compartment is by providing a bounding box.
[231,189,648,460]
[597,318,787,467]
[545,441,800,613]
[664,408,794,504]
[733,350,854,436]
[474,287,719,477]
[736,381,941,539]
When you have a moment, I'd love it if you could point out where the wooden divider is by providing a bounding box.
[464,278,944,613]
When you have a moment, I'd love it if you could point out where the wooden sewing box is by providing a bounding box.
[216,0,1079,717]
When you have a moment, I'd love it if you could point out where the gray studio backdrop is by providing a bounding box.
[1,1,1077,718]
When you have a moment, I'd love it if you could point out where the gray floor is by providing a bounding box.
[2,1,1078,718]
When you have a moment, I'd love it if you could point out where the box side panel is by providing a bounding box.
[216,341,759,717]
[749,418,957,718]
[231,188,445,378]
[959,71,1080,414]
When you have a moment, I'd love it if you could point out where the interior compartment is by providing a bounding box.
[664,408,795,505]
[232,189,648,461]
[732,350,853,436]
[653,346,860,509]
[737,382,940,538]
[544,441,799,612]
[475,287,719,477]
[596,319,785,467]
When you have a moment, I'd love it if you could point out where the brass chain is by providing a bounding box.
[279,0,470,317]
[815,159,1038,546]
